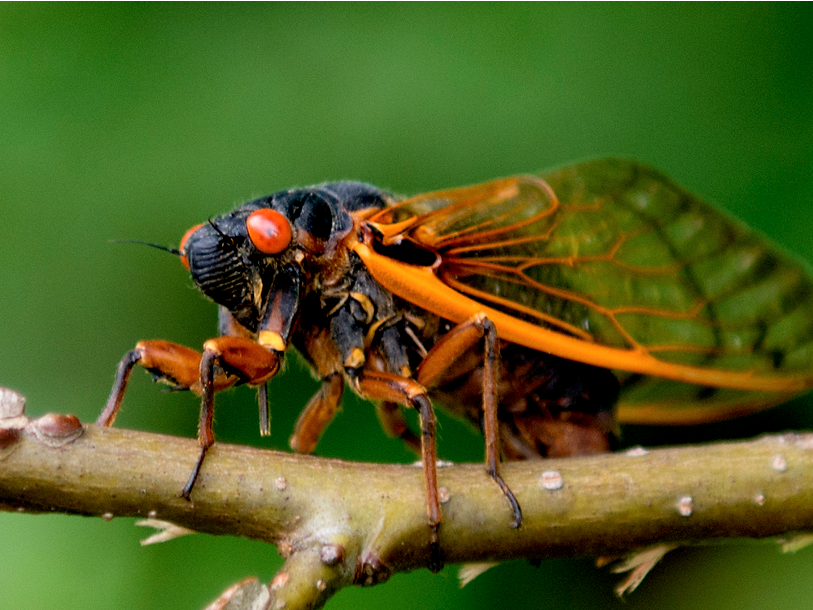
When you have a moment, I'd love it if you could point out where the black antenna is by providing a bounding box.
[109,239,181,257]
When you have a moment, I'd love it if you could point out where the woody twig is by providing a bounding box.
[2,387,813,609]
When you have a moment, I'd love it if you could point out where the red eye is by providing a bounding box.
[247,209,293,255]
[179,223,204,270]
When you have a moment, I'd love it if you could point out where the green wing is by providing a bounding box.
[376,159,813,423]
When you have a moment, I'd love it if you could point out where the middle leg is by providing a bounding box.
[415,312,522,528]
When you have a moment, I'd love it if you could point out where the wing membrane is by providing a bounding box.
[362,159,813,422]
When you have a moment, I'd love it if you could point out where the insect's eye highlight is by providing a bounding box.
[179,223,205,270]
[247,209,293,255]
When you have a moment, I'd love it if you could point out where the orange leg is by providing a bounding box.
[97,341,211,427]
[415,313,522,528]
[289,373,344,454]
[186,336,280,497]
[356,370,442,572]
[356,313,523,570]
[97,337,280,498]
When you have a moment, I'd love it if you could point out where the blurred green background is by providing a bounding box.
[2,4,812,609]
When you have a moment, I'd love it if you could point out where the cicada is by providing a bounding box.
[97,159,813,569]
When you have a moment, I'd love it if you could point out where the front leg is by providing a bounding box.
[97,336,280,497]
[97,340,234,427]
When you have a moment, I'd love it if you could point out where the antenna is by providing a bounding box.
[108,239,181,257]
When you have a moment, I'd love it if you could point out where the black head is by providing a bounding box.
[178,182,387,331]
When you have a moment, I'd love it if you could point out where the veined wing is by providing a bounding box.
[359,159,813,423]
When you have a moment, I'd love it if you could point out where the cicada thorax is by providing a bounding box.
[295,235,621,464]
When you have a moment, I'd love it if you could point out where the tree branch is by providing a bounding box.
[2,388,813,609]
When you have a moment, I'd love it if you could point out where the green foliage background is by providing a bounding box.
[1,4,812,609]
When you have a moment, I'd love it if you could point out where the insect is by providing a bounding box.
[97,158,813,570]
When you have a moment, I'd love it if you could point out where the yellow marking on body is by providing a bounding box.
[345,347,366,369]
[350,292,376,324]
[364,314,396,347]
[259,330,286,352]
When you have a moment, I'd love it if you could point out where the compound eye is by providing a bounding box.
[247,209,293,255]
[179,223,204,270]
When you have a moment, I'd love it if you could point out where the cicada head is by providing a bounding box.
[179,182,387,332]
[179,207,271,331]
